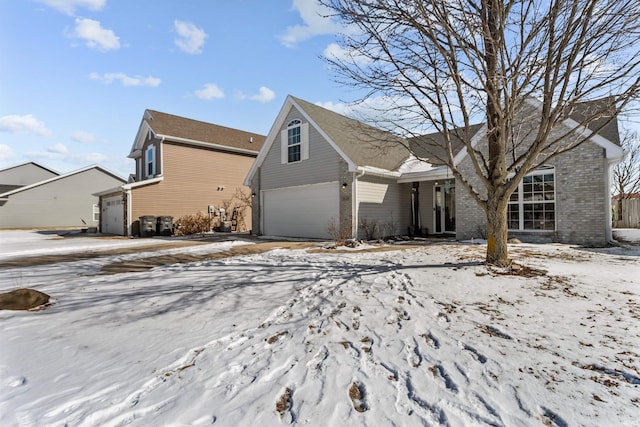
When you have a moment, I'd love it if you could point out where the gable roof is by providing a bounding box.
[291,97,410,170]
[0,165,125,198]
[245,96,410,184]
[568,97,620,145]
[129,110,266,158]
[408,123,485,166]
[0,161,59,177]
[447,97,624,168]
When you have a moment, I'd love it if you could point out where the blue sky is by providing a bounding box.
[0,0,355,177]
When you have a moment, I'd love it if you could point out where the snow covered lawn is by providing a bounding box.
[1,231,639,426]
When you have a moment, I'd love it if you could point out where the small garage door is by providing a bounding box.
[262,182,339,238]
[102,194,124,235]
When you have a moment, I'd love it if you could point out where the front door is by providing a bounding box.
[434,182,455,233]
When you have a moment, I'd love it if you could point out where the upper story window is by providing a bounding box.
[287,119,302,162]
[145,145,155,178]
[281,119,309,164]
[507,166,555,231]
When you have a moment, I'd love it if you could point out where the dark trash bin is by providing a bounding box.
[156,216,174,236]
[139,215,157,237]
[218,221,232,232]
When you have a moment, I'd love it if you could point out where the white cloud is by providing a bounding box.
[315,100,353,116]
[38,0,105,15]
[48,143,68,155]
[0,144,14,161]
[195,83,225,100]
[250,87,276,103]
[71,18,120,51]
[280,0,345,47]
[90,72,161,87]
[71,130,97,143]
[0,114,53,137]
[236,87,276,103]
[174,20,207,54]
[27,143,68,161]
[78,152,108,163]
[323,43,370,65]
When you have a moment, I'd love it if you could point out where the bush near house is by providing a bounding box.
[174,212,211,236]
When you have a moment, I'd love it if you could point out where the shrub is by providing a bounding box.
[359,217,379,240]
[174,211,211,236]
[327,216,353,245]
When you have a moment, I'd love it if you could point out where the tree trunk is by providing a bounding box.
[485,194,510,266]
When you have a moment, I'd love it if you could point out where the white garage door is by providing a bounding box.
[263,182,339,238]
[102,195,124,235]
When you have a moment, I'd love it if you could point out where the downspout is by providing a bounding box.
[352,169,365,239]
[126,186,133,237]
[605,157,617,243]
[159,136,165,176]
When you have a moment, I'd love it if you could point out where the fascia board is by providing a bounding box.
[397,167,452,183]
[451,124,487,166]
[288,98,358,171]
[159,135,259,156]
[243,98,294,186]
[128,114,153,158]
[121,176,164,190]
[524,97,623,160]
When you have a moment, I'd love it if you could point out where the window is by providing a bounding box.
[145,145,155,178]
[93,204,100,222]
[281,119,309,164]
[287,119,302,162]
[508,166,555,231]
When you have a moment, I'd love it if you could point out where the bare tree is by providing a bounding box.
[322,0,640,266]
[613,130,640,198]
[613,129,640,224]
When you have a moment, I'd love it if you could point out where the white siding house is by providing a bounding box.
[0,165,125,229]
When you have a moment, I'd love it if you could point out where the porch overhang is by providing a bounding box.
[397,166,452,183]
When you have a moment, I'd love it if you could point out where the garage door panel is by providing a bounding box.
[102,195,124,235]
[263,183,339,238]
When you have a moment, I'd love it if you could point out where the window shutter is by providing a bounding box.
[301,122,309,160]
[281,129,288,164]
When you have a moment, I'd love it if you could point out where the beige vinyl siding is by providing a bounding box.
[260,107,341,190]
[0,168,124,228]
[131,142,255,232]
[356,175,411,239]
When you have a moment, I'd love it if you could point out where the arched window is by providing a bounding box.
[286,119,302,162]
[281,119,309,164]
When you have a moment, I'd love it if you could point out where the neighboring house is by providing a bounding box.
[245,95,623,246]
[96,109,265,236]
[0,162,59,194]
[0,165,126,229]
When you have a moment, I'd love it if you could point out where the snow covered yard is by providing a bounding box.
[0,231,639,426]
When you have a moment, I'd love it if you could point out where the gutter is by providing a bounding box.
[157,134,260,157]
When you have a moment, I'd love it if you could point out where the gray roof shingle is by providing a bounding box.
[145,110,266,153]
[291,97,410,171]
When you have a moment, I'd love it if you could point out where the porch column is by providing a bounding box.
[412,182,421,236]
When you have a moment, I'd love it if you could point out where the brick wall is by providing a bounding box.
[454,119,610,246]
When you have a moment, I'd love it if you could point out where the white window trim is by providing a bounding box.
[508,166,556,232]
[93,204,100,222]
[145,145,155,178]
[281,119,309,164]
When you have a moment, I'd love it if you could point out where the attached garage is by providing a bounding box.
[262,182,339,238]
[101,194,125,235]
